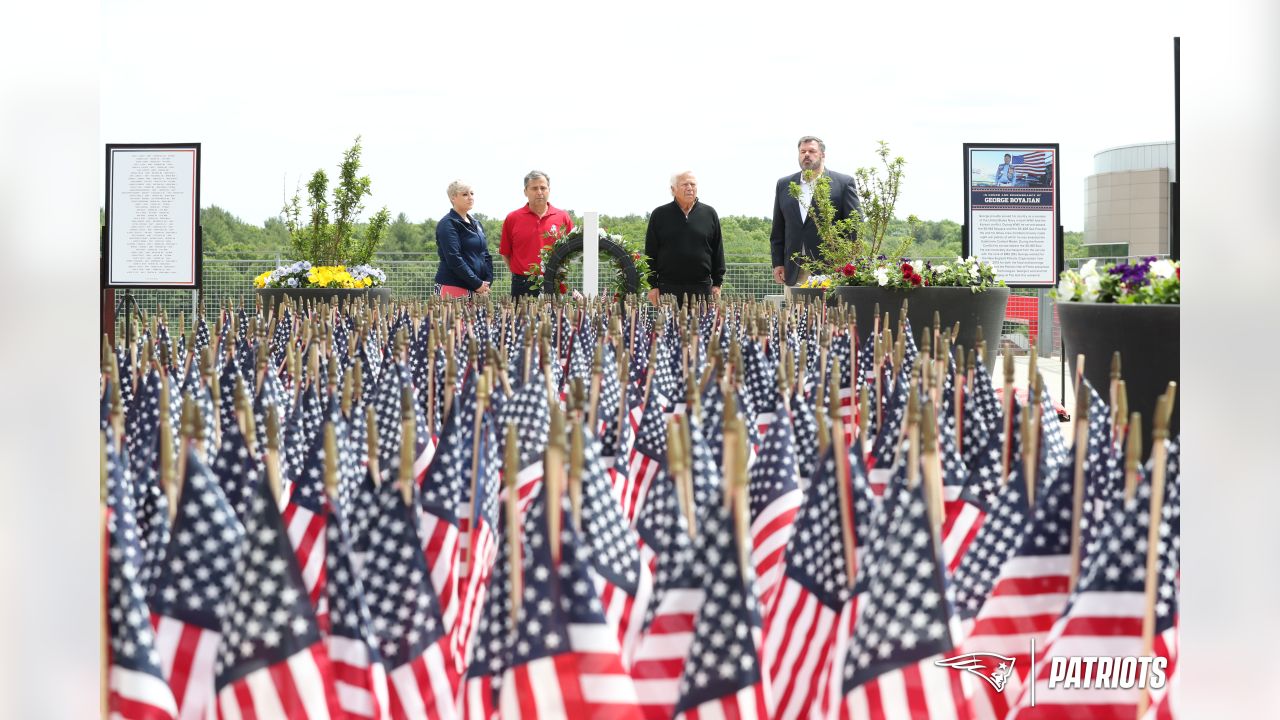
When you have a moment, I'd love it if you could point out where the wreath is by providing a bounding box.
[526,226,651,297]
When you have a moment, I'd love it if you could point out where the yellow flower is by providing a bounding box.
[253,270,271,288]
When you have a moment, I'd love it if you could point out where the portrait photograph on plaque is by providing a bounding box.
[103,143,202,289]
[962,142,1061,287]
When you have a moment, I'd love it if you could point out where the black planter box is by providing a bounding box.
[799,285,1009,354]
[1059,302,1179,451]
[255,287,394,314]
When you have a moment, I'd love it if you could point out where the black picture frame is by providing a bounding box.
[102,142,202,289]
[961,142,1062,288]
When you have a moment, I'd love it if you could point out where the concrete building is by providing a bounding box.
[1083,141,1176,257]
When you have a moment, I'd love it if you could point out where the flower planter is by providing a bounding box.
[256,286,393,314]
[1059,302,1179,450]
[824,285,1010,354]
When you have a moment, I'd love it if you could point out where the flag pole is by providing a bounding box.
[1068,361,1091,592]
[828,361,858,587]
[1136,391,1172,719]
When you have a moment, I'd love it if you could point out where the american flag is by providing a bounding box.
[1006,436,1180,718]
[671,499,770,720]
[362,478,462,719]
[460,477,516,720]
[1012,152,1052,178]
[746,407,804,612]
[286,384,324,488]
[496,371,551,511]
[867,366,909,489]
[194,313,211,354]
[498,485,643,719]
[126,434,170,599]
[210,413,264,526]
[455,409,503,674]
[619,392,669,525]
[283,420,338,622]
[579,436,653,666]
[214,466,341,718]
[939,356,984,573]
[959,399,1089,719]
[952,400,1031,626]
[762,442,875,720]
[597,342,627,457]
[321,495,390,719]
[839,450,969,720]
[791,384,820,484]
[125,369,160,469]
[105,438,179,720]
[148,448,245,720]
[743,336,783,439]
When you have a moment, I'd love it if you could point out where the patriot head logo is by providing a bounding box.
[935,653,1017,692]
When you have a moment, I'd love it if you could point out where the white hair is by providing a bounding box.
[669,170,696,187]
[447,180,472,198]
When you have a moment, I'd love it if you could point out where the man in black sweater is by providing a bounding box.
[644,171,725,306]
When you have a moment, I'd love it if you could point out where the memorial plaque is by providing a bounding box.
[962,143,1061,288]
[103,143,201,288]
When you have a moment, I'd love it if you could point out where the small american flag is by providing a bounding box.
[105,437,179,720]
[839,449,969,720]
[746,406,804,612]
[498,486,643,719]
[148,447,244,720]
[214,465,341,718]
[671,500,769,720]
[362,478,461,719]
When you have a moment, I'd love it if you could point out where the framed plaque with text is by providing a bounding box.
[962,142,1061,288]
[103,143,202,288]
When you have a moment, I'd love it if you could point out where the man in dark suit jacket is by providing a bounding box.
[770,136,862,287]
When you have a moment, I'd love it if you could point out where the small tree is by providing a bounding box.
[281,136,390,267]
[791,140,918,276]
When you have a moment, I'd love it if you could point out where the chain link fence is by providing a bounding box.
[112,254,1156,361]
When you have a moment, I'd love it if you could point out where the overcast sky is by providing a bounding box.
[102,0,1180,231]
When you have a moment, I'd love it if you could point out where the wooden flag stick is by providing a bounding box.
[1067,383,1092,592]
[504,423,523,622]
[569,403,585,531]
[1109,351,1122,426]
[1024,372,1042,507]
[1001,348,1015,486]
[1123,412,1142,502]
[545,405,567,564]
[858,384,871,460]
[1136,395,1171,719]
[399,385,416,507]
[828,361,858,587]
[920,399,943,543]
[264,405,283,505]
[323,421,339,502]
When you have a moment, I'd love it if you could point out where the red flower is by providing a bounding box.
[841,263,857,277]
[1176,267,1180,280]
[558,282,568,294]
[910,273,922,286]
[901,264,913,278]
[633,252,641,260]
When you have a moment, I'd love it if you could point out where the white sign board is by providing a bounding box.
[104,144,201,288]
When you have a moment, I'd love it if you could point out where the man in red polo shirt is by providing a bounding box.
[499,170,575,298]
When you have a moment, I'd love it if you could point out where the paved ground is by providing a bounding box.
[1012,353,1077,445]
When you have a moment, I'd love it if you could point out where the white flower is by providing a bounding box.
[956,256,966,264]
[933,264,948,274]
[969,265,980,279]
[1057,277,1076,300]
[875,267,890,286]
[1082,274,1101,302]
[1150,259,1176,279]
[1080,259,1099,279]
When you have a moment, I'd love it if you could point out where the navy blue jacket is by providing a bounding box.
[434,209,493,290]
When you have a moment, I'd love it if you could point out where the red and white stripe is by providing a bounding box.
[419,509,461,649]
[215,642,341,719]
[595,563,654,668]
[454,517,497,671]
[386,636,462,720]
[840,657,972,720]
[515,461,544,517]
[151,616,219,720]
[763,583,857,720]
[414,436,437,487]
[674,682,769,720]
[498,624,642,719]
[630,588,704,719]
[751,490,803,613]
[1006,590,1148,719]
[461,674,499,720]
[109,664,178,720]
[327,634,390,719]
[283,502,328,619]
[959,554,1070,720]
[941,487,987,574]
[619,449,662,525]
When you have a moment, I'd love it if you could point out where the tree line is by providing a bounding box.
[196,205,1085,264]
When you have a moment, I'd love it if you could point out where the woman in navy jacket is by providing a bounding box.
[435,180,493,297]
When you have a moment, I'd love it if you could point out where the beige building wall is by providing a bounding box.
[1083,168,1170,255]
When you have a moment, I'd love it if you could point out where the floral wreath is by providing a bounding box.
[526,226,651,296]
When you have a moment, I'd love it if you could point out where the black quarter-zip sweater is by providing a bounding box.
[643,199,726,288]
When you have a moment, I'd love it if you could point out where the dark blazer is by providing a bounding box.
[769,169,860,285]
[434,209,493,291]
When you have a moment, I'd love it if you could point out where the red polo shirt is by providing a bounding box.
[499,203,575,275]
